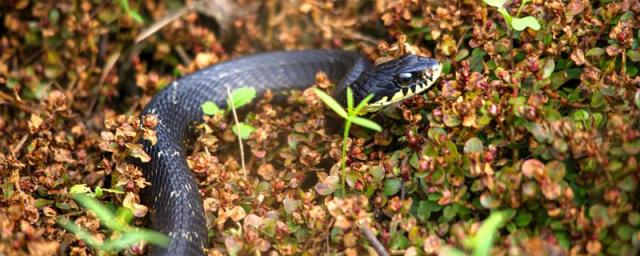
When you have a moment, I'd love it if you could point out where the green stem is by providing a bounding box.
[341,119,352,195]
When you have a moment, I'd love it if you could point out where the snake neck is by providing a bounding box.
[333,57,375,108]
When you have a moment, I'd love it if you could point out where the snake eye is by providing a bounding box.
[397,72,413,84]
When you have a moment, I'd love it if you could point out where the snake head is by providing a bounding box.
[353,55,441,114]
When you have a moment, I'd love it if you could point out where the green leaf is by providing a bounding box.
[455,48,470,61]
[511,16,541,31]
[443,205,457,221]
[623,139,640,155]
[102,229,170,250]
[497,8,513,27]
[442,61,452,74]
[353,93,376,115]
[388,232,410,250]
[483,0,507,7]
[202,101,222,115]
[634,90,640,109]
[514,212,533,227]
[70,184,93,195]
[417,200,440,221]
[101,188,125,194]
[627,49,640,62]
[232,123,256,140]
[72,194,126,232]
[464,137,484,153]
[383,178,402,196]
[34,199,54,208]
[586,48,605,56]
[542,58,555,79]
[350,117,382,132]
[118,0,131,12]
[57,218,100,248]
[471,211,506,256]
[95,186,103,198]
[127,11,144,24]
[346,87,354,112]
[228,87,257,110]
[572,109,590,121]
[313,88,347,118]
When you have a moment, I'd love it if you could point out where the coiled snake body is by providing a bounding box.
[137,50,440,255]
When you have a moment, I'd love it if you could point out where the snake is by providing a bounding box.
[136,50,441,255]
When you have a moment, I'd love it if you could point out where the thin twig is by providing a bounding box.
[11,134,29,158]
[85,49,121,117]
[226,87,247,178]
[174,45,193,66]
[360,225,389,256]
[134,5,192,44]
[0,91,33,113]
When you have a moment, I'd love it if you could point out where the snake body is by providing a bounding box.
[137,50,440,255]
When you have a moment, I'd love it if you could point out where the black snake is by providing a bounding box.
[137,50,441,255]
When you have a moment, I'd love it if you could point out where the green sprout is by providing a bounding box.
[202,87,258,177]
[484,0,541,31]
[439,211,507,256]
[118,0,144,24]
[313,87,382,195]
[58,193,170,254]
[201,87,257,140]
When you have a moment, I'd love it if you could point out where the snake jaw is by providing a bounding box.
[359,59,441,114]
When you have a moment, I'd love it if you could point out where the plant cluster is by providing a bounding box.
[1,0,639,255]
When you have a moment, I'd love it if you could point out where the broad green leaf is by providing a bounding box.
[455,48,470,61]
[72,194,126,232]
[514,211,533,227]
[57,218,99,247]
[102,230,170,250]
[511,16,541,31]
[634,90,640,109]
[443,205,457,221]
[232,123,256,140]
[483,0,507,7]
[95,186,103,198]
[313,88,347,118]
[572,109,589,121]
[388,232,410,249]
[542,58,555,79]
[57,219,169,251]
[116,207,134,225]
[627,49,640,62]
[201,101,222,115]
[351,117,382,132]
[416,200,440,221]
[383,178,402,196]
[70,184,93,195]
[228,87,257,109]
[464,137,484,153]
[471,211,506,256]
[34,199,54,208]
[442,60,452,74]
[586,48,605,56]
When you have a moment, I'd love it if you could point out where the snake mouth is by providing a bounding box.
[360,62,442,113]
